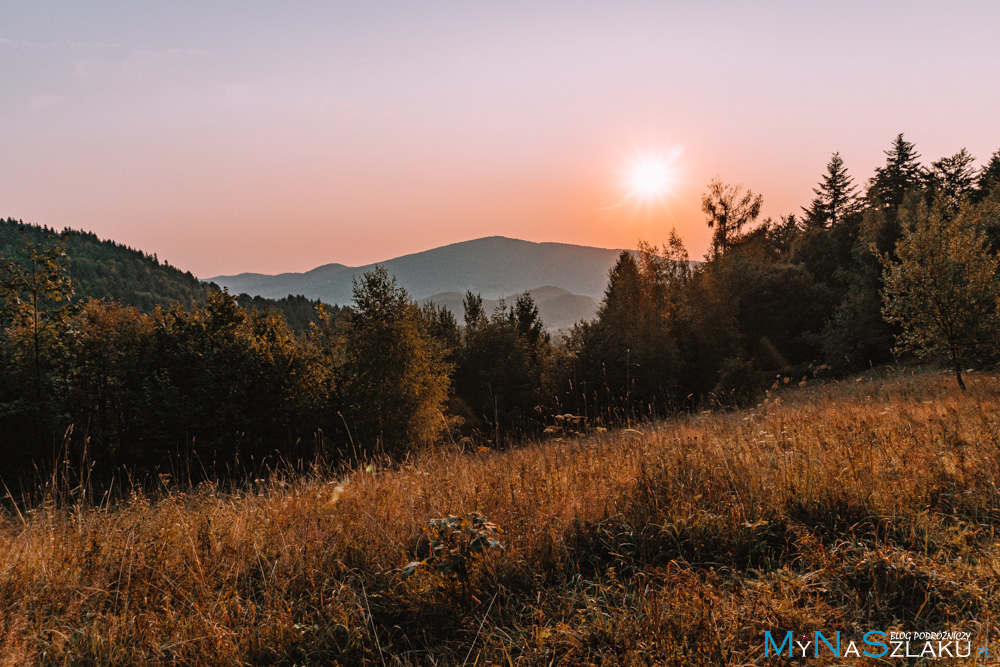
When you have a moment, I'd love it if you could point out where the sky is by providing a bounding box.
[2,1,999,277]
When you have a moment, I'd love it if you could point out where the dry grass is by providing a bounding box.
[2,368,1000,665]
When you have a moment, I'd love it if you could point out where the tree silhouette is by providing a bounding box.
[868,133,924,211]
[928,147,978,210]
[568,246,682,416]
[802,152,861,228]
[975,149,1000,202]
[701,178,763,255]
[454,291,550,436]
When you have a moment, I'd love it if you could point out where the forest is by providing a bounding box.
[2,134,1000,489]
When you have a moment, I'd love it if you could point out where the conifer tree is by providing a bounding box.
[568,247,681,417]
[513,291,547,352]
[462,291,486,330]
[928,147,978,209]
[454,292,549,435]
[975,149,1000,202]
[868,134,924,211]
[802,152,860,228]
[598,251,643,324]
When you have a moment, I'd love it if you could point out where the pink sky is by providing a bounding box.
[3,2,999,277]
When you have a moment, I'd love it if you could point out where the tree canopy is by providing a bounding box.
[881,195,1000,390]
[701,178,763,255]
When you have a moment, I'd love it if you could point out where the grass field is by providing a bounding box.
[2,368,999,665]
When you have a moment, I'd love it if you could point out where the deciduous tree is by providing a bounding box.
[701,178,763,255]
[0,232,74,380]
[880,196,1000,390]
[342,266,451,452]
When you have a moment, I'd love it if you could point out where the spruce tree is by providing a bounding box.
[568,248,681,417]
[802,152,861,228]
[868,134,925,211]
[928,147,977,209]
[974,149,1000,202]
[454,292,548,435]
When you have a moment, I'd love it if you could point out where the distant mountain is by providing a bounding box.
[208,236,625,309]
[419,286,599,333]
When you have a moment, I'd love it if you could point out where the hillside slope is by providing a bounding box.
[208,236,625,305]
[1,218,212,311]
[1,218,337,331]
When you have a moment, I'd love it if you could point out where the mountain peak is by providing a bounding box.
[207,236,624,307]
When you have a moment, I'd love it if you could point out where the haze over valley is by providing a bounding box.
[209,236,625,329]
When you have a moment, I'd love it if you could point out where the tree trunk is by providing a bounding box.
[954,362,967,392]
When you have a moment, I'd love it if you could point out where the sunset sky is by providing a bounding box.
[3,1,999,277]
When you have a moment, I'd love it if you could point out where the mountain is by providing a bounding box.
[419,286,599,333]
[208,236,625,308]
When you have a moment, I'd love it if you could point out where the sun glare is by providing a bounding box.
[624,148,682,204]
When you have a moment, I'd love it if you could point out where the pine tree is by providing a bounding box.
[868,134,925,211]
[974,149,1000,202]
[454,292,549,435]
[928,147,978,209]
[598,251,643,324]
[512,291,547,352]
[462,291,486,330]
[569,247,682,416]
[802,152,861,228]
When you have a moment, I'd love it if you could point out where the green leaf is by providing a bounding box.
[401,561,423,579]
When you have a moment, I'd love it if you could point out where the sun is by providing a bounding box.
[629,160,671,198]
[623,148,682,204]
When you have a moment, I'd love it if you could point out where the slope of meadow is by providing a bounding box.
[1,369,999,665]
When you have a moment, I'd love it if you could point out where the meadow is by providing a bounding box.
[1,367,998,665]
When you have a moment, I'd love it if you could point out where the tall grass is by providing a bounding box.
[1,368,999,665]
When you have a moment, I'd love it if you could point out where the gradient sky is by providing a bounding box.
[3,1,999,277]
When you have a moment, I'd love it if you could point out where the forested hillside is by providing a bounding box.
[0,218,213,311]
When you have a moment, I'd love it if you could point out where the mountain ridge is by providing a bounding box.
[208,236,626,307]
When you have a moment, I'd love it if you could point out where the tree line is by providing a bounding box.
[2,134,999,486]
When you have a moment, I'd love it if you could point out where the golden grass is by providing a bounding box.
[2,368,999,665]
